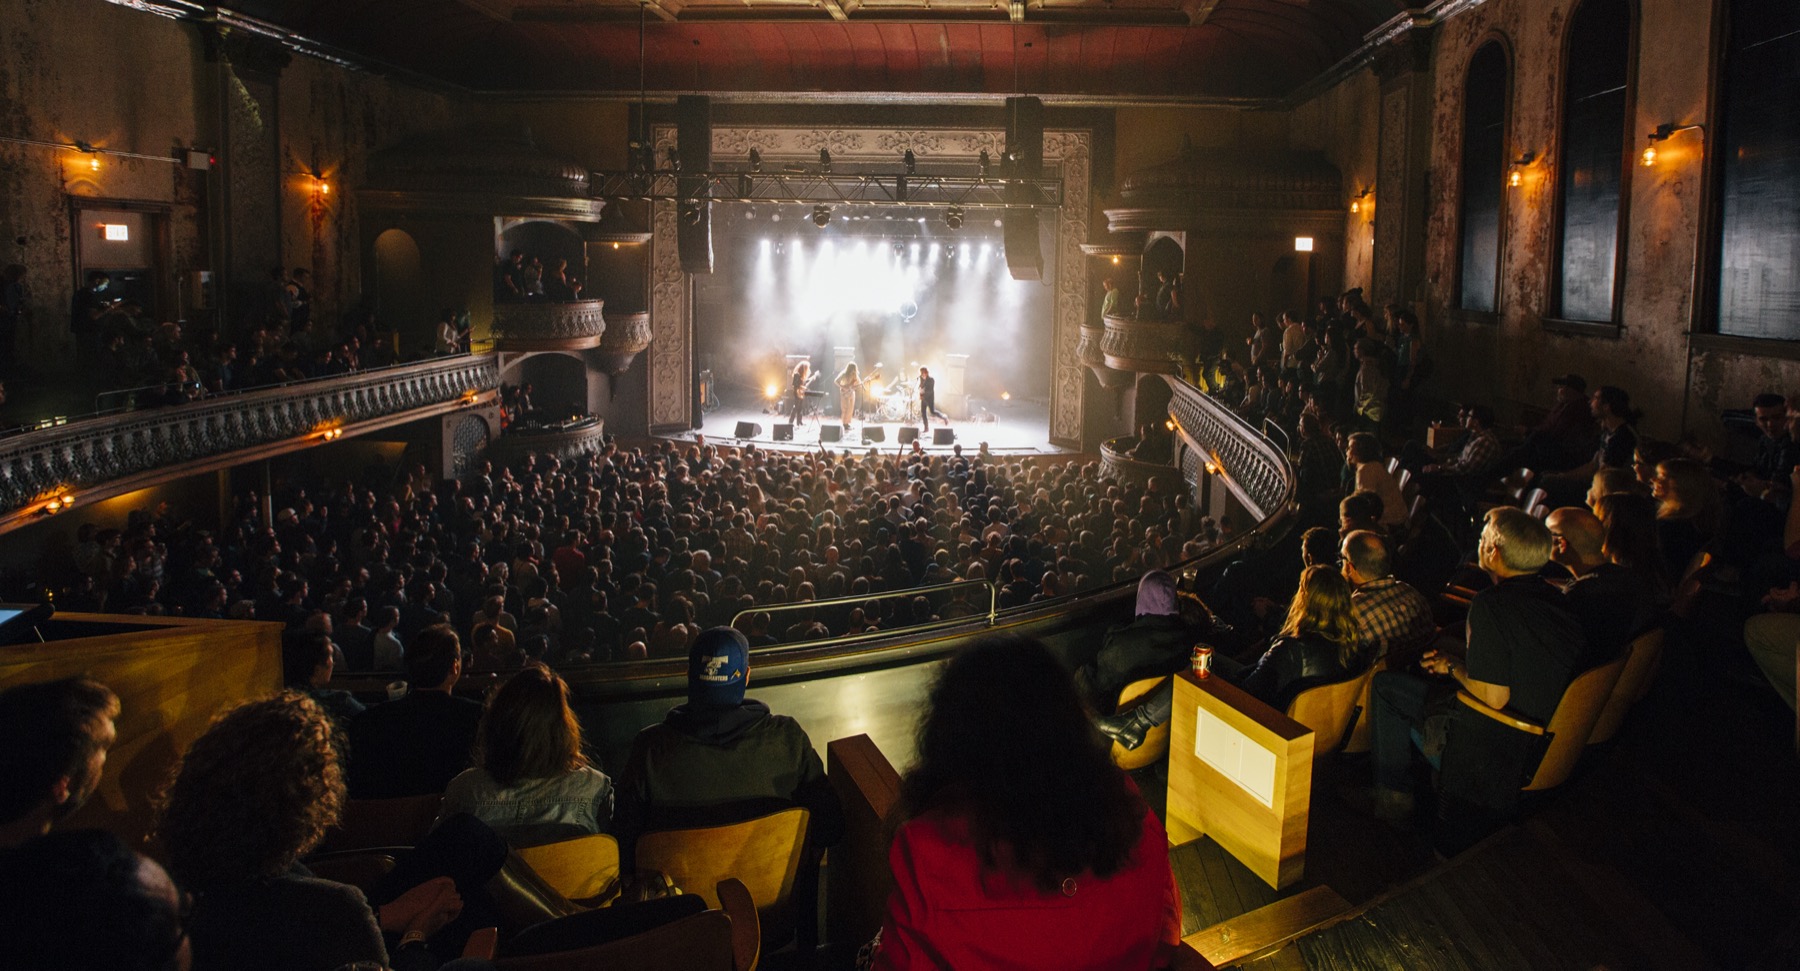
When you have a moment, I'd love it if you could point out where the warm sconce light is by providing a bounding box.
[1294,236,1314,252]
[612,242,620,250]
[1507,151,1538,188]
[1000,391,1012,401]
[319,428,344,441]
[1641,122,1705,166]
[1350,186,1373,213]
[1163,418,1176,431]
[1111,255,1120,264]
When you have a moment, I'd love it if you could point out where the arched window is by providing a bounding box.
[1552,0,1634,323]
[1714,0,1800,338]
[1458,42,1509,314]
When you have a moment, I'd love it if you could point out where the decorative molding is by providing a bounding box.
[1099,437,1179,489]
[1164,376,1294,521]
[1078,322,1133,388]
[1101,315,1198,374]
[1046,129,1091,447]
[0,356,499,527]
[649,124,689,431]
[1105,207,1346,237]
[1374,85,1410,300]
[489,420,609,464]
[492,299,608,351]
[598,311,655,374]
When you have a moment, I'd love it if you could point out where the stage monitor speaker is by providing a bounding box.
[734,421,762,439]
[676,95,713,274]
[772,423,794,441]
[1002,96,1044,281]
[820,425,842,443]
[862,426,886,443]
[897,427,920,445]
[933,428,955,446]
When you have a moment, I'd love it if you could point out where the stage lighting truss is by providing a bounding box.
[591,169,1063,212]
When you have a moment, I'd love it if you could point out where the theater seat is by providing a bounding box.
[1110,675,1172,771]
[1455,644,1631,792]
[1586,628,1665,746]
[1284,668,1373,760]
[316,793,444,853]
[1340,659,1384,755]
[634,807,810,948]
[514,833,622,905]
[494,878,759,971]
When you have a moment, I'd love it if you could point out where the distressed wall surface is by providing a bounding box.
[1402,0,1773,445]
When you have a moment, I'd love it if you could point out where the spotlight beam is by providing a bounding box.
[590,170,1063,211]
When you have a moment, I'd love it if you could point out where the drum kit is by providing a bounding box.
[867,376,918,422]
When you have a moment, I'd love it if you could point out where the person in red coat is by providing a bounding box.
[871,636,1182,970]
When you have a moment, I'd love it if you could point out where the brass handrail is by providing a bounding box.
[729,578,998,643]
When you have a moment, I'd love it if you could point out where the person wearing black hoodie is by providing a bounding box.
[1075,570,1193,714]
[613,627,844,855]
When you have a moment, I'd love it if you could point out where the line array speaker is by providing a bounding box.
[1002,95,1044,282]
[676,94,713,274]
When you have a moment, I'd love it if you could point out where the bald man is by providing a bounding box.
[1547,506,1656,669]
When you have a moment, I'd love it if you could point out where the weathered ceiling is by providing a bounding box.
[215,0,1413,101]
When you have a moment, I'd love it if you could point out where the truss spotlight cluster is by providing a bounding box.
[945,206,964,230]
[812,205,832,228]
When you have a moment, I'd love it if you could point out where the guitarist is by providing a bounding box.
[789,360,816,426]
[833,361,881,431]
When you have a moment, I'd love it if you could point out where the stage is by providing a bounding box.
[671,391,1072,455]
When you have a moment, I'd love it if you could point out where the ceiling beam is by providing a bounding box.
[818,0,850,23]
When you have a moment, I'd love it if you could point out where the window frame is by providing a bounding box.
[1452,36,1515,321]
[1543,0,1640,335]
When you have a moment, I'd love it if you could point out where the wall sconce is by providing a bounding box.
[1111,255,1120,264]
[41,490,74,515]
[1641,122,1705,167]
[1507,151,1538,188]
[319,428,344,441]
[1349,186,1373,214]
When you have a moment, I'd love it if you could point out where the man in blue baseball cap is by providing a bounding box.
[615,627,844,855]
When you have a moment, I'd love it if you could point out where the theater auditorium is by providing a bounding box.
[0,0,1796,967]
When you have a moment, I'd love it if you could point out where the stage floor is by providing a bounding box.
[671,394,1071,455]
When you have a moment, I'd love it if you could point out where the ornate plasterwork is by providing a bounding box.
[0,356,498,524]
[648,124,1091,445]
[1163,376,1293,520]
[491,300,607,350]
[1375,85,1411,301]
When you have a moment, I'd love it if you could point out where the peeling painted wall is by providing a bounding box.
[1292,69,1382,298]
[1399,0,1776,446]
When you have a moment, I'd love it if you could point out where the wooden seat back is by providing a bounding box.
[1111,674,1173,770]
[1586,628,1665,746]
[514,833,622,904]
[1455,646,1631,792]
[1284,669,1372,760]
[316,793,443,853]
[1671,551,1713,620]
[634,807,810,946]
[1341,658,1386,754]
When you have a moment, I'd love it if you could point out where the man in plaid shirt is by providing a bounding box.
[1424,403,1502,479]
[1341,531,1435,665]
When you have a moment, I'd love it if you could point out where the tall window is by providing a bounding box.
[1553,0,1634,323]
[1715,0,1800,338]
[1458,43,1509,313]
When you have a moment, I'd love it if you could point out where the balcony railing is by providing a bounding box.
[491,299,608,351]
[1101,312,1197,374]
[0,354,499,529]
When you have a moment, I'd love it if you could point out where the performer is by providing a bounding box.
[918,366,949,432]
[789,360,813,425]
[835,362,861,430]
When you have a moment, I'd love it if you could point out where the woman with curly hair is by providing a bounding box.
[871,636,1180,970]
[439,664,613,846]
[159,691,506,971]
[1218,565,1360,710]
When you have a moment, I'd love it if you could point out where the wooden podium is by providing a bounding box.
[0,613,284,848]
[1165,670,1314,889]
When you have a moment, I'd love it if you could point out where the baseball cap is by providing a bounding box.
[688,627,750,706]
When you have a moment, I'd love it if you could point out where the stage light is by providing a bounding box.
[819,149,832,173]
[978,150,991,177]
[903,149,916,174]
[749,148,763,172]
[945,244,957,260]
[993,218,1004,228]
[744,207,756,220]
[893,241,905,256]
[771,213,782,222]
[812,205,832,227]
[1001,391,1011,401]
[737,173,753,198]
[761,238,771,248]
[765,383,780,399]
[666,146,681,171]
[945,206,964,230]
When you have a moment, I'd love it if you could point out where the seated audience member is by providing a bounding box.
[1744,467,1800,713]
[1074,570,1193,713]
[1541,386,1641,503]
[0,828,190,971]
[1592,491,1671,609]
[1586,467,1641,511]
[1218,566,1358,710]
[0,676,121,848]
[159,691,507,971]
[871,636,1180,970]
[440,664,613,846]
[348,625,484,798]
[282,630,366,727]
[1546,506,1659,667]
[1360,508,1583,824]
[1513,374,1600,473]
[372,604,407,672]
[1421,403,1501,482]
[616,627,844,850]
[339,597,376,669]
[1739,393,1799,506]
[1340,530,1435,665]
[1347,432,1406,528]
[1339,490,1387,538]
[1651,457,1724,581]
